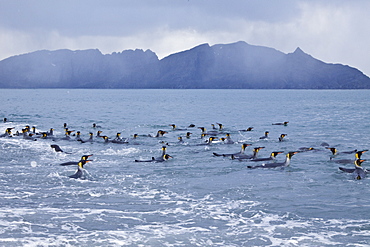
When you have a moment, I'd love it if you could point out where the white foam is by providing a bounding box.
[30,161,37,167]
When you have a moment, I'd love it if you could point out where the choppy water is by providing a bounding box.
[1,89,370,246]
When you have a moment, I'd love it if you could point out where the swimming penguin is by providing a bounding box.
[188,124,196,128]
[154,154,173,162]
[92,123,102,128]
[232,147,265,160]
[3,118,7,123]
[100,136,110,143]
[339,159,367,180]
[259,131,269,139]
[75,131,85,143]
[247,151,299,169]
[40,132,51,140]
[298,147,315,152]
[86,132,94,143]
[24,125,31,132]
[112,133,128,144]
[272,121,289,126]
[96,130,103,138]
[31,126,41,136]
[177,136,184,144]
[213,143,252,157]
[134,146,167,162]
[279,134,287,142]
[169,124,187,131]
[135,153,172,163]
[51,144,72,154]
[59,154,93,166]
[216,123,223,130]
[60,130,74,140]
[197,137,217,146]
[239,127,253,132]
[250,151,284,162]
[331,150,368,164]
[186,132,192,139]
[327,147,358,157]
[158,146,167,156]
[223,133,234,144]
[150,130,168,137]
[0,127,14,138]
[22,129,37,141]
[69,159,93,179]
[198,127,218,136]
[46,128,54,136]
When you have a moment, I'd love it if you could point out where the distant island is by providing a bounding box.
[0,41,369,89]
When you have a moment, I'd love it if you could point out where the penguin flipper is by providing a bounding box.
[339,167,355,173]
[134,158,155,162]
[51,144,64,152]
[59,161,78,166]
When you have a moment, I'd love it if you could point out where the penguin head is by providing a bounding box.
[164,154,173,160]
[326,147,337,155]
[272,151,284,157]
[354,159,366,167]
[254,147,265,153]
[242,143,252,150]
[287,151,299,159]
[198,127,206,132]
[6,127,14,133]
[355,150,368,159]
[81,154,93,160]
[79,159,92,168]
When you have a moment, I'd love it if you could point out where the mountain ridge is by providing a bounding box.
[0,41,369,89]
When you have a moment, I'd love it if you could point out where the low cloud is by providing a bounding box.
[1,1,369,76]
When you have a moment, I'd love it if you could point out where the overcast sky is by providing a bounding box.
[1,0,370,76]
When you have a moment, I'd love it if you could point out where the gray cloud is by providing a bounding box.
[1,0,370,76]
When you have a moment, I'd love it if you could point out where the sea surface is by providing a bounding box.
[0,89,370,246]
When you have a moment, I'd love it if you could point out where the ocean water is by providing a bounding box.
[0,89,370,246]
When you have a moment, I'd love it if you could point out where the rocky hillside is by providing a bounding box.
[0,41,369,89]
